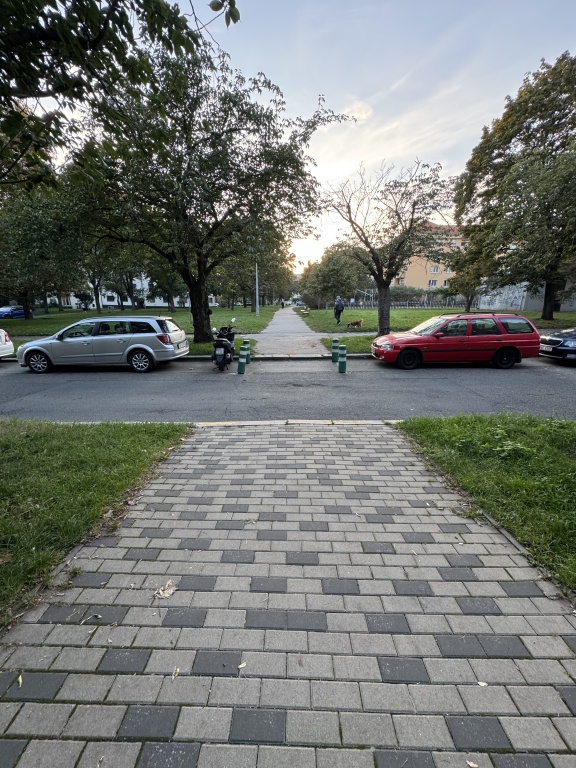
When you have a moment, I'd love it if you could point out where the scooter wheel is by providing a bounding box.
[218,361,226,371]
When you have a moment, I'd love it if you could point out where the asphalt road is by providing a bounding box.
[0,356,574,422]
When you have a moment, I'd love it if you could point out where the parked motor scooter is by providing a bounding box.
[212,318,236,371]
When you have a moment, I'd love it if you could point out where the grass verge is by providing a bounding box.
[399,414,576,593]
[320,335,373,354]
[0,419,189,626]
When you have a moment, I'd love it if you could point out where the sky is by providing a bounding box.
[192,0,576,268]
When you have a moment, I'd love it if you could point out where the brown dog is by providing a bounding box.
[347,319,363,329]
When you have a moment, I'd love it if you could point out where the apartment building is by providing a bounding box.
[392,226,465,290]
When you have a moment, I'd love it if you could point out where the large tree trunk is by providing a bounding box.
[377,282,392,335]
[541,281,557,321]
[189,280,213,343]
[465,294,474,312]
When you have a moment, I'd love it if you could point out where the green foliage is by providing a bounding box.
[0,419,188,625]
[401,414,576,591]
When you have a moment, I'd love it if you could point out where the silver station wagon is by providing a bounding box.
[17,316,189,373]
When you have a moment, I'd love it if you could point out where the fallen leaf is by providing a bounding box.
[467,762,479,767]
[0,553,12,565]
[172,666,180,680]
[478,681,489,687]
[154,580,176,599]
[238,662,246,669]
[17,674,22,688]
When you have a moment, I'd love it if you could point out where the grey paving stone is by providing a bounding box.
[311,681,362,710]
[435,635,486,658]
[7,702,73,736]
[393,714,454,748]
[216,521,246,530]
[76,741,141,768]
[457,598,502,615]
[457,685,519,715]
[251,578,288,593]
[191,650,241,676]
[62,703,126,737]
[409,684,466,714]
[230,707,286,743]
[4,672,67,701]
[259,746,316,768]
[360,682,414,712]
[321,579,359,595]
[375,750,435,768]
[393,580,434,596]
[477,635,530,658]
[340,711,396,746]
[107,674,163,703]
[446,715,512,750]
[366,613,410,634]
[174,706,232,740]
[137,742,200,768]
[286,709,340,745]
[221,551,255,563]
[162,608,207,627]
[260,679,311,708]
[178,576,217,591]
[98,648,151,673]
[197,743,258,768]
[208,678,261,706]
[501,716,568,751]
[13,739,84,768]
[118,704,179,739]
[157,676,211,705]
[378,657,430,683]
[0,739,27,768]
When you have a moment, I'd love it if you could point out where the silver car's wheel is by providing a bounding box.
[27,351,52,374]
[128,349,154,373]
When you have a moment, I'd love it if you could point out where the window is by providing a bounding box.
[442,320,468,337]
[428,280,437,288]
[130,321,155,334]
[429,266,439,273]
[499,318,535,334]
[62,322,97,339]
[471,318,500,336]
[395,277,405,285]
[443,280,449,287]
[106,295,115,302]
[444,267,452,274]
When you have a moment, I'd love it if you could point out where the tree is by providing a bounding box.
[455,52,576,320]
[326,161,454,334]
[0,0,240,188]
[299,242,368,308]
[96,47,340,341]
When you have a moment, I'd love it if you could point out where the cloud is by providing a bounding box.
[342,100,373,121]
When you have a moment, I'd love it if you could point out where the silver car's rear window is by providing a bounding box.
[158,319,181,333]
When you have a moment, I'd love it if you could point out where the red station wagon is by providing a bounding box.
[371,313,540,370]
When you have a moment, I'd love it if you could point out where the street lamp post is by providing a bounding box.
[255,259,260,316]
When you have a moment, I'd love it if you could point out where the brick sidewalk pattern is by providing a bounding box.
[1,421,575,768]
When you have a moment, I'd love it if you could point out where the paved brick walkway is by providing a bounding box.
[1,421,575,768]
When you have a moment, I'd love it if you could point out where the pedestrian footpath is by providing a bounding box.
[1,421,575,768]
[244,307,329,356]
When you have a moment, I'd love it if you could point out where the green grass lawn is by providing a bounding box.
[0,419,189,626]
[399,414,576,593]
[3,305,279,338]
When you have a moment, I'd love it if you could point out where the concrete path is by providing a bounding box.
[1,421,575,768]
[244,308,331,356]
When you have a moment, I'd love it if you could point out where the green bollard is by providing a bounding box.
[338,344,347,374]
[237,347,247,375]
[243,339,251,364]
[331,338,340,363]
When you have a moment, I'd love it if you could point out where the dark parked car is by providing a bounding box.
[0,305,24,319]
[539,328,576,361]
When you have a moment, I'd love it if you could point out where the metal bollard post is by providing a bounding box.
[237,347,247,374]
[338,344,347,374]
[331,338,340,363]
[243,339,251,364]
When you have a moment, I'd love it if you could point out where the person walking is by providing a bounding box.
[334,296,344,325]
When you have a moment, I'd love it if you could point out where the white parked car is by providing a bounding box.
[16,316,189,373]
[0,329,15,359]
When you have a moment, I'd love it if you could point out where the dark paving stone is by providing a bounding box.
[38,604,88,624]
[222,505,250,513]
[491,756,553,768]
[124,547,161,560]
[457,597,502,615]
[0,740,28,768]
[229,707,286,744]
[178,576,216,591]
[179,511,207,521]
[121,519,135,527]
[5,672,67,701]
[439,524,470,532]
[178,539,211,550]
[99,649,151,673]
[393,580,433,597]
[230,479,255,485]
[362,542,395,554]
[373,507,402,514]
[155,490,181,496]
[141,528,172,538]
[378,657,430,683]
[563,635,576,654]
[500,581,544,597]
[245,610,287,630]
[446,716,512,750]
[556,686,576,715]
[286,552,320,565]
[273,491,298,498]
[137,742,200,768]
[478,635,530,658]
[257,531,288,541]
[365,515,396,524]
[92,536,121,547]
[118,705,179,740]
[446,554,483,567]
[324,506,351,514]
[375,751,435,768]
[82,605,129,625]
[221,550,255,563]
[0,672,17,697]
[345,492,371,499]
[322,578,360,595]
[438,567,478,582]
[72,572,112,587]
[401,532,434,543]
[299,522,329,531]
[192,650,242,676]
[366,614,411,634]
[259,512,287,522]
[286,611,327,632]
[436,635,486,658]
[162,608,207,627]
[408,500,436,508]
[216,521,246,530]
[251,578,288,593]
